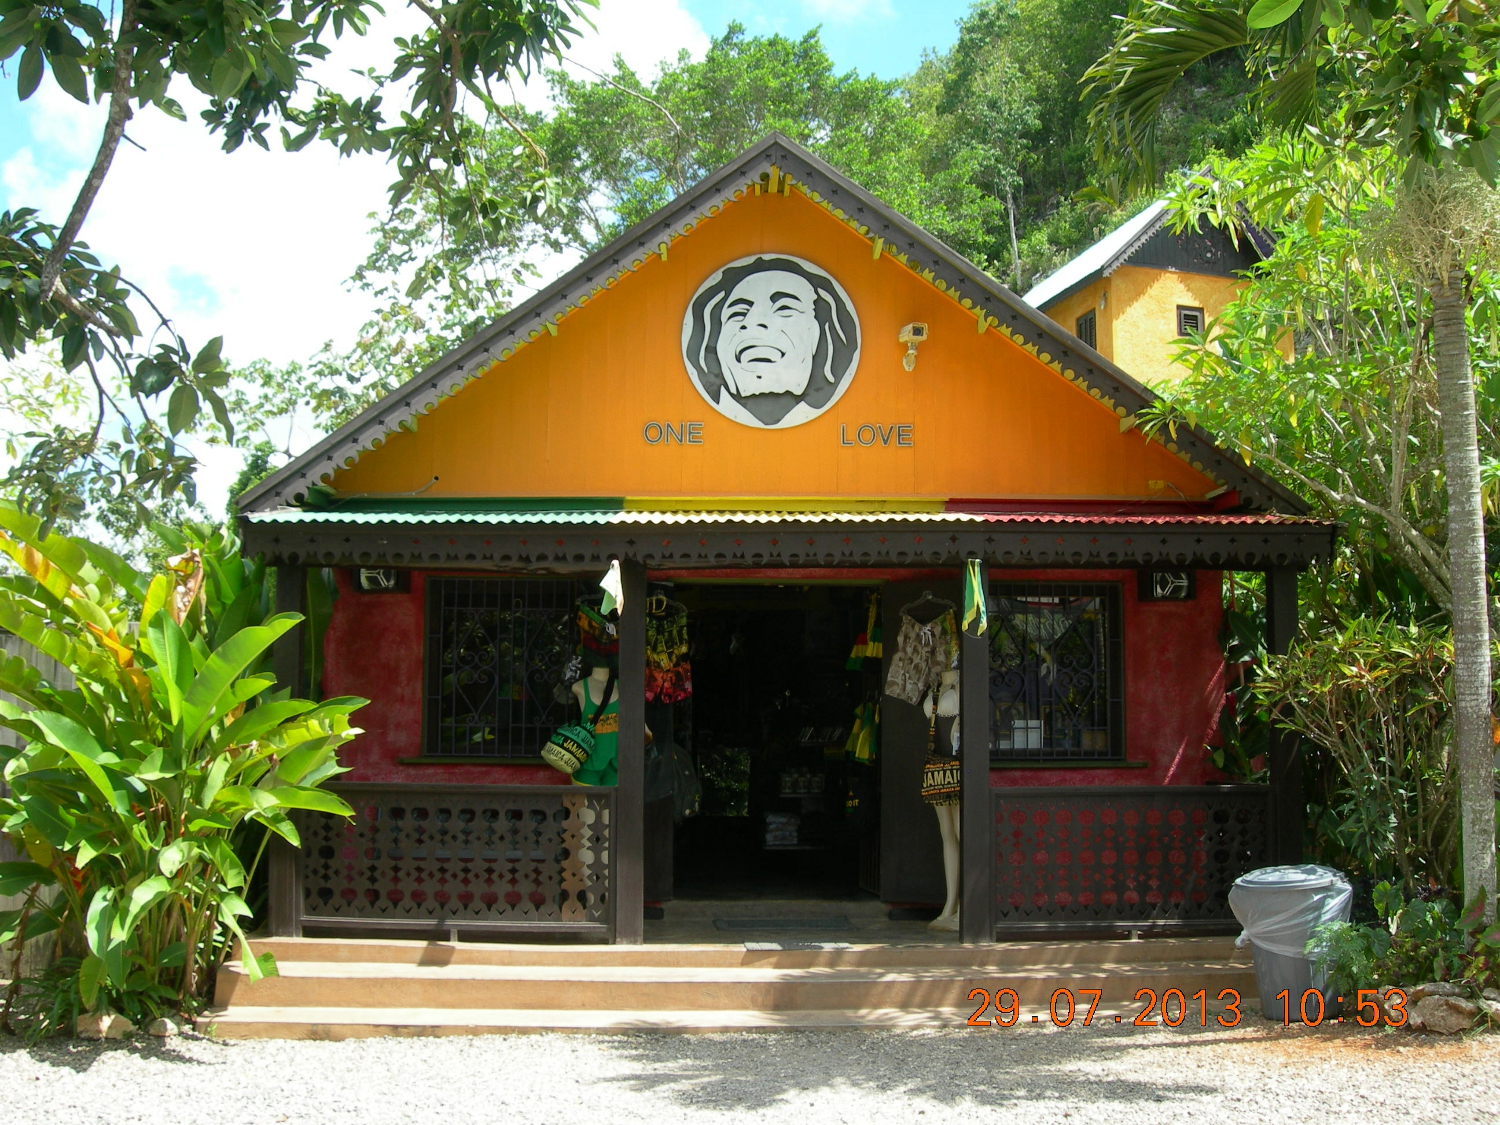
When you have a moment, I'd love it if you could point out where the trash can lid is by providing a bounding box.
[1232,864,1346,891]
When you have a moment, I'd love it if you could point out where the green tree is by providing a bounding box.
[1088,0,1500,917]
[238,23,999,433]
[915,0,1257,285]
[0,0,596,530]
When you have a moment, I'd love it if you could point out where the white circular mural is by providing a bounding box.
[681,254,861,429]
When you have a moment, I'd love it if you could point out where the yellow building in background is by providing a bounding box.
[1023,202,1269,386]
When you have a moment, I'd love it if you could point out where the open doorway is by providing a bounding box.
[640,575,966,944]
[654,582,882,904]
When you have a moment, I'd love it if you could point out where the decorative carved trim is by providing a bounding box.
[242,517,1337,571]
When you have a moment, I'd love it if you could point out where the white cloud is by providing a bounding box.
[507,0,710,113]
[1,1,709,513]
[569,0,710,75]
[2,79,391,369]
[3,1,709,368]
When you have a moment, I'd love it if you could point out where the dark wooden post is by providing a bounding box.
[1264,565,1302,865]
[268,564,306,938]
[960,559,993,943]
[613,559,647,944]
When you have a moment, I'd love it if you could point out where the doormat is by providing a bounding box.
[744,942,854,951]
[712,916,853,931]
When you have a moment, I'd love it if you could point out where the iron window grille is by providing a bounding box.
[425,577,581,758]
[1176,305,1205,336]
[988,583,1124,762]
[1075,309,1097,349]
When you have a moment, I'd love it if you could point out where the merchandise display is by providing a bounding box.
[919,672,962,807]
[577,601,619,666]
[883,603,958,705]
[645,594,693,703]
[843,700,880,764]
[541,663,617,775]
[885,592,964,930]
[845,592,884,669]
[764,811,800,847]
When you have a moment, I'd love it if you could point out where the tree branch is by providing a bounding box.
[39,0,140,300]
[50,286,120,337]
[563,58,685,136]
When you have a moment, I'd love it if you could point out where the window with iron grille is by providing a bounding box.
[1176,305,1205,336]
[988,583,1124,762]
[424,577,581,758]
[1075,309,1097,349]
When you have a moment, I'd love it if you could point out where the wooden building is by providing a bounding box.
[238,135,1334,947]
[1023,201,1272,384]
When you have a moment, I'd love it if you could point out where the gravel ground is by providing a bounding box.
[2,1024,1496,1125]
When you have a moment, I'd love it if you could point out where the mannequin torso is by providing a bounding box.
[569,667,619,786]
[572,666,617,711]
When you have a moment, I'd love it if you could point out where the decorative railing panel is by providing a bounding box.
[295,784,612,933]
[991,785,1270,930]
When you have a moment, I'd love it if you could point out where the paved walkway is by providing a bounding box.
[4,1023,1495,1124]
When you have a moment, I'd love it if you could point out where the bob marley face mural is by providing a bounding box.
[682,254,861,428]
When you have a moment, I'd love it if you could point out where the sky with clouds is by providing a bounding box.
[0,0,974,506]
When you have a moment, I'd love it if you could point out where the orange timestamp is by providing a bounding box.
[966,986,1413,1028]
[967,986,1248,1028]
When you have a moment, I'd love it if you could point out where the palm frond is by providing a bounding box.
[1083,2,1252,190]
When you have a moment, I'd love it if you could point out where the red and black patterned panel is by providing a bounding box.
[295,785,612,928]
[992,786,1270,926]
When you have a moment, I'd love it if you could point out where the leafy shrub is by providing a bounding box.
[1254,617,1460,893]
[1310,883,1500,998]
[0,508,366,1030]
[1209,582,1269,784]
[4,957,85,1042]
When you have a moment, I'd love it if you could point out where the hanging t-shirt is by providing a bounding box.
[884,609,958,705]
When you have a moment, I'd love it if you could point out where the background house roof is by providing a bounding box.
[1022,201,1170,311]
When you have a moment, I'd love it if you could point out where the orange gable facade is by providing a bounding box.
[328,186,1218,509]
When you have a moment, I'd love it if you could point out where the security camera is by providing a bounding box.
[898,322,928,370]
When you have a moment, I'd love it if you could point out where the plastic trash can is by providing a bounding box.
[1228,865,1353,1022]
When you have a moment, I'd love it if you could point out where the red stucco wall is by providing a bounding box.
[987,568,1227,788]
[321,570,557,785]
[321,567,1227,787]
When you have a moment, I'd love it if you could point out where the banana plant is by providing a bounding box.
[0,504,366,1021]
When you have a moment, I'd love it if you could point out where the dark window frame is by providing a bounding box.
[987,582,1126,763]
[1075,309,1097,349]
[423,575,582,759]
[1176,305,1205,337]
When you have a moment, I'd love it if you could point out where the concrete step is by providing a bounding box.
[249,934,1244,971]
[197,990,1259,1039]
[215,957,1257,1013]
[196,1006,974,1038]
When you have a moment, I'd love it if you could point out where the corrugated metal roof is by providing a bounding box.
[247,509,988,526]
[1022,202,1169,311]
[246,508,1323,528]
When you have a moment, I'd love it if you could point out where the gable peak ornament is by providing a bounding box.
[681,254,861,429]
